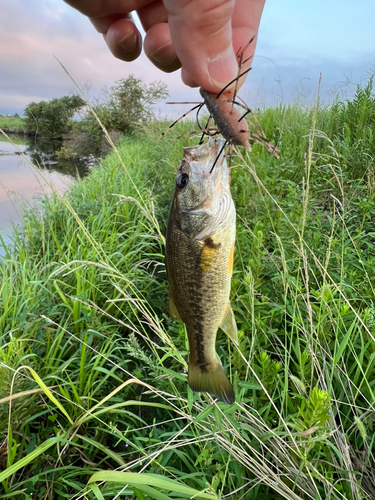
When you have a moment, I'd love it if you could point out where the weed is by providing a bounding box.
[1,85,375,499]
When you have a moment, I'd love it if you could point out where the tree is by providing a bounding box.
[82,75,169,138]
[24,95,85,138]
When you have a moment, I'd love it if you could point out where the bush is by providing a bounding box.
[79,75,168,141]
[24,94,85,138]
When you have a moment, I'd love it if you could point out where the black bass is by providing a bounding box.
[165,138,238,405]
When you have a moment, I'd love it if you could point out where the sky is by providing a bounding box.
[1,0,375,117]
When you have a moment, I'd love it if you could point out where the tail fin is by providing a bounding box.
[188,362,235,405]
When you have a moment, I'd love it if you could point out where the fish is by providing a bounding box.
[165,137,238,405]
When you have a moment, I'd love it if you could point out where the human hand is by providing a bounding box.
[64,0,266,94]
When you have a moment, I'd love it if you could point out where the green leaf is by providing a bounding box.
[88,472,217,499]
[0,438,58,483]
[77,401,174,426]
[238,382,262,391]
[89,483,105,500]
[27,367,74,425]
[333,318,357,366]
[76,434,125,466]
[194,404,214,423]
[133,487,147,500]
[134,485,171,500]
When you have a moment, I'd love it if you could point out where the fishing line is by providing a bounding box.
[210,140,227,174]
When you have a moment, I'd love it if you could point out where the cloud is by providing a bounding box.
[1,0,375,115]
[0,0,191,113]
[239,49,375,110]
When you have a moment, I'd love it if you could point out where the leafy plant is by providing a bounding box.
[295,387,332,432]
[80,75,168,140]
[23,94,85,138]
[1,83,375,499]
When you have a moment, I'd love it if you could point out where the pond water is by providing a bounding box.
[0,134,95,256]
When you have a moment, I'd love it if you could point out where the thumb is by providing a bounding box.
[163,0,239,92]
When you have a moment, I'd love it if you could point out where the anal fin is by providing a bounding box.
[220,303,238,344]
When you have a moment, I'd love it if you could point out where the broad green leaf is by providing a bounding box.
[77,400,176,425]
[0,438,58,482]
[88,471,217,499]
[238,381,262,391]
[134,484,171,500]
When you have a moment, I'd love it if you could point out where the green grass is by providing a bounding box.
[0,82,375,500]
[0,117,27,134]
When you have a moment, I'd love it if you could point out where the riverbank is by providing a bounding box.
[1,97,374,498]
[0,132,97,259]
[0,117,29,135]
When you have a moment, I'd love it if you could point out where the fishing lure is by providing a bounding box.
[158,37,279,163]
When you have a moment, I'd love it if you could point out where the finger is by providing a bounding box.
[138,1,181,72]
[90,13,132,34]
[89,0,166,33]
[143,23,181,73]
[64,0,145,61]
[63,0,151,18]
[231,0,265,90]
[163,0,265,93]
[163,0,237,92]
[137,0,167,31]
[181,67,197,88]
[103,17,143,61]
[67,0,175,66]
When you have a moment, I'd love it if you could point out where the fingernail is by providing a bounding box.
[149,42,177,67]
[119,31,138,53]
[208,47,239,89]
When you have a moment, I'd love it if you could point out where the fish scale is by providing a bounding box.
[165,138,238,404]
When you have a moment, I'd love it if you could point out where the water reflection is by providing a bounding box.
[0,133,96,255]
[26,136,95,179]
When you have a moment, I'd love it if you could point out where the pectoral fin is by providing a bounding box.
[220,303,238,344]
[199,238,221,273]
[169,294,181,320]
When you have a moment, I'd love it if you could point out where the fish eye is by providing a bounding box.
[176,173,189,189]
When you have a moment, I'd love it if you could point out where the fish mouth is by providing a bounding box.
[182,137,227,184]
[179,138,231,227]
